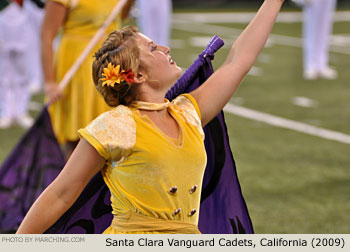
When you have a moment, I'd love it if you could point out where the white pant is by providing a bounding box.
[23,0,45,91]
[303,0,337,71]
[137,0,172,47]
[0,50,31,119]
[0,3,31,119]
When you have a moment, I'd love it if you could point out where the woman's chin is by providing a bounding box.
[164,68,183,92]
[174,67,183,79]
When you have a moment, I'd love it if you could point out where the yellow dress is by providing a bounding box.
[78,94,207,234]
[48,0,122,144]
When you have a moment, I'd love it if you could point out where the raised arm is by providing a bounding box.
[16,139,106,234]
[190,0,284,126]
[41,1,67,103]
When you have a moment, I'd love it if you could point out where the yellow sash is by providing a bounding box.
[111,211,201,234]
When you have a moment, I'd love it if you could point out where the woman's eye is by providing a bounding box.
[151,45,157,51]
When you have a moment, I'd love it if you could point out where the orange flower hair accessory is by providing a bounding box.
[100,63,135,87]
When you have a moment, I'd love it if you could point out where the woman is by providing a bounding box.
[17,0,285,234]
[42,0,133,157]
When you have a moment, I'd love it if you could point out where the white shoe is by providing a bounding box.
[303,69,318,80]
[15,114,34,129]
[318,67,338,80]
[0,117,13,129]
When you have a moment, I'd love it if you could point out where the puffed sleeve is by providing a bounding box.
[172,94,204,139]
[78,105,136,162]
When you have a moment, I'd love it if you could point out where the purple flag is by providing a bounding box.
[0,106,64,233]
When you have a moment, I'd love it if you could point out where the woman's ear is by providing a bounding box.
[133,71,146,85]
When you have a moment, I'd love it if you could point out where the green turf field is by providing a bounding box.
[1,10,349,233]
[170,11,350,233]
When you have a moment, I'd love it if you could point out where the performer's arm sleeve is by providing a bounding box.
[78,128,110,160]
[78,107,136,162]
[180,93,202,121]
[173,94,204,139]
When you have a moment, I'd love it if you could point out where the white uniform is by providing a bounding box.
[302,0,337,79]
[136,0,172,47]
[23,0,45,93]
[0,2,33,128]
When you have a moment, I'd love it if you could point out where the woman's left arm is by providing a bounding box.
[190,0,285,126]
[16,139,106,234]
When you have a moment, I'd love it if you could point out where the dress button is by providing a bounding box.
[188,209,197,216]
[173,208,181,216]
[189,185,197,194]
[169,186,178,194]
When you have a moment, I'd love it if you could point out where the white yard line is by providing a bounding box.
[172,21,350,54]
[224,103,350,144]
[173,11,350,24]
[174,11,350,144]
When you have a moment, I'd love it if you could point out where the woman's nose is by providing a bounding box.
[159,45,170,54]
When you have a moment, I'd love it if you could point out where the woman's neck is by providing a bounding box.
[137,92,166,104]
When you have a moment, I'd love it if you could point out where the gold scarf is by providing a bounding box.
[131,99,170,111]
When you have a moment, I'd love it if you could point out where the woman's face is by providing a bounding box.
[136,33,182,91]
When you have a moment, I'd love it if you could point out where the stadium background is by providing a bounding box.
[0,0,349,233]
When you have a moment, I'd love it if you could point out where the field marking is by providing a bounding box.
[172,11,350,24]
[172,14,350,54]
[247,66,263,76]
[174,12,350,144]
[291,96,318,108]
[224,103,350,144]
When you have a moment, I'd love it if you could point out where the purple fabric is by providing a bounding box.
[0,36,253,234]
[0,106,64,233]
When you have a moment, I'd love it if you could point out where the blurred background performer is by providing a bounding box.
[294,0,338,80]
[136,0,172,47]
[23,0,45,94]
[0,0,34,129]
[42,0,133,158]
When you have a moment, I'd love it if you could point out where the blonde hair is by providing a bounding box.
[92,26,141,107]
